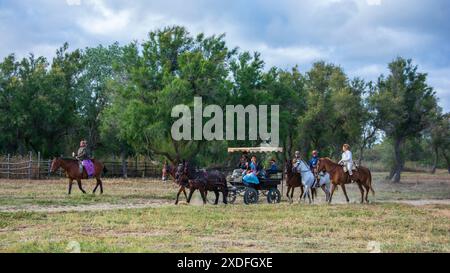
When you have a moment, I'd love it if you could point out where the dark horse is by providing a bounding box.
[178,161,228,205]
[163,163,189,205]
[50,157,107,195]
[316,158,375,204]
[285,160,304,203]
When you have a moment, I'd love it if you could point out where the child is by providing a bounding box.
[339,144,353,176]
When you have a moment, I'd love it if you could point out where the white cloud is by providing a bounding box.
[66,0,81,6]
[77,0,131,35]
[366,0,382,6]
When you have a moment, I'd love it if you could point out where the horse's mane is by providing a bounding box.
[321,157,339,165]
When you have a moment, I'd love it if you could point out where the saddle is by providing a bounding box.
[342,162,358,173]
[81,160,95,178]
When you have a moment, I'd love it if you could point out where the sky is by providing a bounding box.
[0,0,449,111]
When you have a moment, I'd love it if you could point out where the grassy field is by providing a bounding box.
[0,171,449,253]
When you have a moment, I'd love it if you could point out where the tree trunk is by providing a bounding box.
[431,147,438,174]
[391,138,404,183]
[443,150,450,174]
[358,145,365,166]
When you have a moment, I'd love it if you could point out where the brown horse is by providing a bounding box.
[181,161,228,205]
[164,163,189,205]
[316,158,375,204]
[285,160,304,203]
[50,157,107,195]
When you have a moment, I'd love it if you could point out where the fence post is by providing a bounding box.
[48,160,51,178]
[28,151,32,180]
[144,159,147,178]
[37,152,41,180]
[7,154,10,180]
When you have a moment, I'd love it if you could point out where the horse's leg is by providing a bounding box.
[222,187,228,205]
[93,178,100,194]
[175,187,183,205]
[341,184,350,203]
[200,188,207,205]
[300,186,304,203]
[214,190,220,205]
[290,187,295,204]
[286,186,291,203]
[329,184,336,204]
[187,188,195,204]
[321,185,330,203]
[183,188,188,201]
[77,179,86,194]
[363,184,370,204]
[357,183,365,204]
[68,179,73,195]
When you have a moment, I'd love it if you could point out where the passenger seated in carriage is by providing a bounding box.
[242,156,261,185]
[266,158,279,176]
[238,152,250,170]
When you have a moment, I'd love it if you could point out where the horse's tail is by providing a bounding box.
[368,171,375,196]
[103,165,108,175]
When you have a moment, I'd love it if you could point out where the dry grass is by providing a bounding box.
[0,171,448,253]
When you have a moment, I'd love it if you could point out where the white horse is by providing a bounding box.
[294,160,316,203]
[316,171,331,203]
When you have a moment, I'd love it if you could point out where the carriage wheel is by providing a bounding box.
[228,189,237,204]
[244,188,259,205]
[267,188,281,204]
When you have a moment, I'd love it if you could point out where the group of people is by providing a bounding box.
[296,144,354,174]
[239,153,279,185]
[240,143,355,186]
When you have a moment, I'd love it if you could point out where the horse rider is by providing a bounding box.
[309,150,319,170]
[309,150,321,188]
[338,144,354,182]
[75,140,91,174]
[292,151,303,183]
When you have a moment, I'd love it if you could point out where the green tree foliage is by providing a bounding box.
[298,62,365,159]
[0,26,445,181]
[104,26,234,163]
[369,57,439,182]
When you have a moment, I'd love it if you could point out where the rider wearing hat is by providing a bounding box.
[75,140,91,174]
[309,150,321,188]
[309,150,319,170]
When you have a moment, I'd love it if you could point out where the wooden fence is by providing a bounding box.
[0,152,162,180]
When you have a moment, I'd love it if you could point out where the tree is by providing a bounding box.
[77,43,124,152]
[370,57,439,182]
[106,26,234,163]
[430,113,450,173]
[299,62,365,159]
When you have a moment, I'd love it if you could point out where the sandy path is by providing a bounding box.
[0,199,449,213]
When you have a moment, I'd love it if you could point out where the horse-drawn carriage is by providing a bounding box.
[226,147,284,205]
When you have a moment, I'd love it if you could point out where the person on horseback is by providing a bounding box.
[309,150,321,188]
[309,150,319,170]
[76,140,91,174]
[339,144,354,180]
[293,151,303,183]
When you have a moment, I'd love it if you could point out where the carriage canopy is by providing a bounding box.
[227,147,283,154]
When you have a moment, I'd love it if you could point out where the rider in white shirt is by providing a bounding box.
[339,144,354,176]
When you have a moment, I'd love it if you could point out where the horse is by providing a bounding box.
[163,163,189,205]
[285,160,304,204]
[316,158,375,204]
[294,160,317,204]
[182,161,228,205]
[315,171,332,203]
[50,157,107,195]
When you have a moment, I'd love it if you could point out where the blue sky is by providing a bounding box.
[1,0,449,111]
